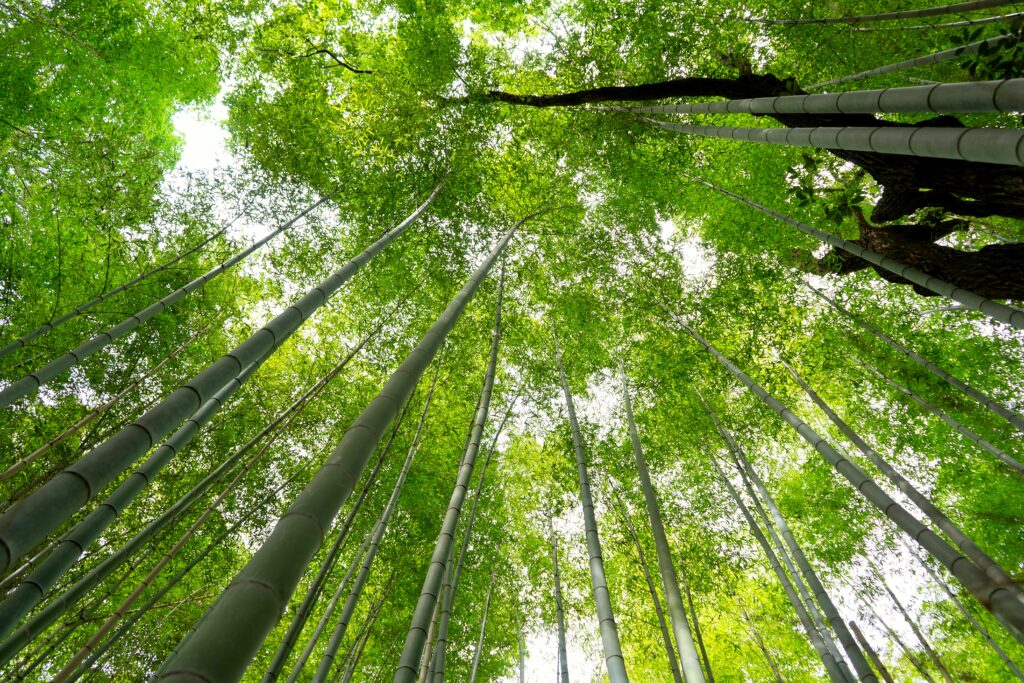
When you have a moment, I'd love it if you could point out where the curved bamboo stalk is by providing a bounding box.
[676,319,1024,644]
[709,455,847,683]
[620,367,706,683]
[158,214,516,683]
[0,195,329,410]
[554,331,629,683]
[854,356,1023,472]
[688,177,1024,330]
[467,566,496,683]
[782,358,1024,601]
[612,492,684,683]
[547,509,571,683]
[808,33,1022,90]
[806,285,1024,433]
[0,316,382,666]
[310,359,444,683]
[1,324,212,481]
[848,621,895,683]
[391,257,507,683]
[0,183,441,580]
[648,119,1024,167]
[0,226,226,359]
[607,78,1024,115]
[263,394,414,683]
[703,400,870,682]
[736,0,1021,25]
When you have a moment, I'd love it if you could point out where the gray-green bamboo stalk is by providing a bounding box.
[0,195,329,409]
[911,546,1024,681]
[0,184,440,579]
[69,465,311,682]
[689,176,1024,329]
[611,79,1024,116]
[863,601,936,682]
[513,602,526,683]
[781,358,1024,606]
[869,560,955,683]
[264,393,414,683]
[807,285,1024,432]
[807,32,1022,90]
[0,227,226,359]
[680,564,713,683]
[738,0,1021,25]
[430,376,515,682]
[0,314,383,667]
[392,254,507,683]
[311,358,443,683]
[847,621,895,683]
[417,581,445,683]
[854,356,1023,473]
[710,455,846,683]
[620,367,706,683]
[647,120,1024,167]
[548,510,570,683]
[739,602,785,683]
[467,565,496,683]
[853,11,1024,31]
[554,332,629,683]
[1,324,211,481]
[613,492,684,683]
[338,578,392,683]
[677,319,1024,644]
[701,397,873,682]
[158,214,515,683]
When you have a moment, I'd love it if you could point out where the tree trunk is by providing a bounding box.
[311,354,445,683]
[676,318,1024,644]
[739,602,786,683]
[679,563,714,683]
[157,208,513,683]
[855,356,1024,472]
[619,367,705,683]
[709,455,847,683]
[848,621,895,683]
[612,492,684,683]
[417,548,452,683]
[869,560,956,683]
[862,600,936,683]
[701,398,874,683]
[484,74,1024,221]
[0,183,442,584]
[740,0,1020,24]
[390,248,510,683]
[806,285,1024,432]
[548,510,571,683]
[781,359,1024,605]
[467,566,496,683]
[554,331,629,683]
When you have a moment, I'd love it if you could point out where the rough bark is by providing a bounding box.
[485,74,1024,221]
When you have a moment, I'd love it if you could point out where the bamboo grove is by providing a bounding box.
[2,0,1024,681]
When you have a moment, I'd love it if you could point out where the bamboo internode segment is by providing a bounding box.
[653,121,1024,167]
[737,0,1022,25]
[807,32,1021,90]
[605,79,1024,115]
[688,177,1024,330]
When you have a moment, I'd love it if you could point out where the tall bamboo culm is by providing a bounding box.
[737,0,1021,25]
[548,510,571,683]
[619,367,705,683]
[0,184,442,580]
[390,251,511,683]
[554,333,629,683]
[157,208,516,683]
[676,319,1024,644]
